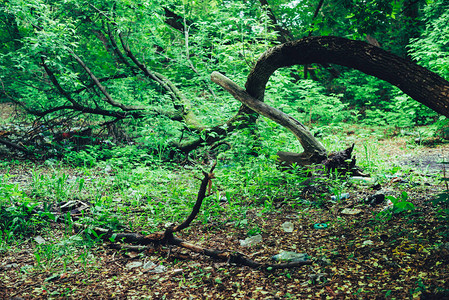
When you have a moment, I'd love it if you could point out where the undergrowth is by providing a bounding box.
[0,128,447,284]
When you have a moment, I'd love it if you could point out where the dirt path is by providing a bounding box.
[356,136,448,174]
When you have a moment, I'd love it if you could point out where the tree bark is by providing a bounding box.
[211,72,327,164]
[244,36,449,117]
[212,36,449,166]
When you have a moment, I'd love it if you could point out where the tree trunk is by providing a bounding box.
[244,36,449,117]
[213,36,449,166]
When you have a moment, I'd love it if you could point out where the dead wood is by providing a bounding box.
[211,71,327,166]
[0,137,32,155]
[211,71,364,174]
[71,163,312,270]
[109,244,154,252]
[209,36,449,171]
[244,36,449,118]
[171,162,217,233]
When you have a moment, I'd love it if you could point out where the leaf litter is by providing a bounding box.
[0,142,448,299]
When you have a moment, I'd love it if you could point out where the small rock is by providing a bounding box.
[172,268,184,275]
[143,261,157,270]
[331,193,350,201]
[4,263,18,269]
[363,240,374,246]
[272,251,309,262]
[34,236,46,244]
[151,265,167,273]
[143,261,166,273]
[351,177,376,185]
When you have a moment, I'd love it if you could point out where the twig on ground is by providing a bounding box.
[70,162,312,270]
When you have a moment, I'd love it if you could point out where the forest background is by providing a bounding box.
[0,0,449,299]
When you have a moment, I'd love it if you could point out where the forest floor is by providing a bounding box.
[0,102,448,299]
[0,142,448,299]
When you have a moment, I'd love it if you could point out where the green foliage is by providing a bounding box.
[335,70,437,128]
[0,200,39,239]
[63,144,157,168]
[0,174,41,240]
[1,4,449,297]
[387,191,415,214]
[377,191,415,221]
[31,171,74,202]
[363,92,436,128]
[0,0,442,156]
[431,161,449,237]
[407,0,449,138]
[0,0,446,235]
[267,71,354,126]
[408,0,449,80]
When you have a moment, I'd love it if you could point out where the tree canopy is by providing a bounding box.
[0,0,448,158]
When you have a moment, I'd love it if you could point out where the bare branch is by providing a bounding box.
[72,74,128,94]
[211,71,326,160]
[70,162,312,271]
[172,162,217,232]
[40,56,79,107]
[245,36,449,118]
[0,137,32,155]
[67,49,146,111]
[27,105,79,117]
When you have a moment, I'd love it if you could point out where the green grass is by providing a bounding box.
[0,126,447,285]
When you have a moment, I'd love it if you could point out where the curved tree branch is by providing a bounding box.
[211,71,326,160]
[245,36,449,117]
[172,162,217,232]
[207,36,449,165]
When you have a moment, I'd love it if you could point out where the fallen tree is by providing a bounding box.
[2,33,449,161]
[208,36,449,167]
